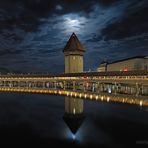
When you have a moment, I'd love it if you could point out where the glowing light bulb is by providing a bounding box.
[79,93,82,98]
[70,92,73,96]
[75,93,77,97]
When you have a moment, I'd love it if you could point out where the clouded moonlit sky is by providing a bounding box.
[0,0,148,73]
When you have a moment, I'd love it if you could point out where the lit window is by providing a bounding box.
[73,108,76,114]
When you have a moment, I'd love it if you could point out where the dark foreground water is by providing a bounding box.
[0,92,147,148]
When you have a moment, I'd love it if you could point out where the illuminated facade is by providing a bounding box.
[98,56,148,72]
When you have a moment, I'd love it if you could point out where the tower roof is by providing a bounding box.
[63,32,85,52]
[63,113,85,134]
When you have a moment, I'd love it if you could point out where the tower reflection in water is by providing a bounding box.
[62,93,148,141]
[63,97,85,139]
[63,32,85,139]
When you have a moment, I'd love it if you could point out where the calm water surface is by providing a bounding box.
[0,92,147,147]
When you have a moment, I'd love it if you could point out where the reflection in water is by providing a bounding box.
[63,97,85,135]
[72,134,76,140]
[1,88,147,106]
[0,92,147,147]
[63,92,148,141]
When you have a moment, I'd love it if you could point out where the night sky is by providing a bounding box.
[0,0,148,73]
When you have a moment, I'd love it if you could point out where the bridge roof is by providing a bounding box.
[57,70,148,77]
[63,32,85,52]
[0,71,147,78]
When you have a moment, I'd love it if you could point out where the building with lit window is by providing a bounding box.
[97,56,148,72]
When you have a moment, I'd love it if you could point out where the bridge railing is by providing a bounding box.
[0,70,147,97]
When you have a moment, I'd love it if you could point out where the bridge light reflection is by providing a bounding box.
[101,96,104,101]
[140,100,143,106]
[90,95,93,99]
[107,97,110,102]
[131,99,134,103]
[95,95,98,100]
[0,87,148,106]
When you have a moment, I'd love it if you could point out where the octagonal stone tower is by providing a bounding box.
[63,32,85,73]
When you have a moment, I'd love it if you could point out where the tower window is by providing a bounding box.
[73,108,76,114]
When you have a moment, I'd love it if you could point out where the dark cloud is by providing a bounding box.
[98,0,118,6]
[101,4,148,40]
[0,49,22,56]
[0,0,96,30]
[0,0,48,31]
[0,0,147,73]
[0,0,126,36]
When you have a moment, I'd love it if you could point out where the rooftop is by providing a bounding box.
[109,56,147,64]
[100,56,147,65]
[63,32,85,52]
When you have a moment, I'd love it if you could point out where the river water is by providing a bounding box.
[0,92,147,147]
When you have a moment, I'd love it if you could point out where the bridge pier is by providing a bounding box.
[114,82,117,94]
[54,81,57,89]
[62,81,65,90]
[136,83,140,96]
[141,85,144,95]
[73,81,76,91]
[83,82,86,92]
[96,82,100,93]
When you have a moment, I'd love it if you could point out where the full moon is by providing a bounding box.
[63,14,86,34]
[67,18,80,26]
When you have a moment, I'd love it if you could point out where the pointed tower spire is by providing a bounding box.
[63,113,85,134]
[63,32,85,52]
